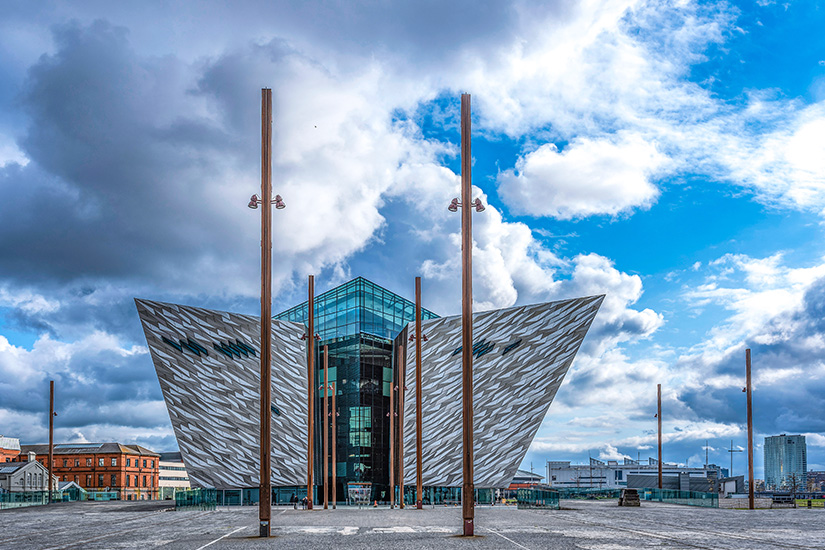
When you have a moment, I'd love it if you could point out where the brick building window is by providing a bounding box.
[111,474,116,486]
[134,475,138,486]
[98,474,104,487]
[98,458,104,467]
[127,458,131,467]
[126,475,130,487]
[74,475,78,484]
[143,475,147,487]
[75,459,79,467]
[86,458,92,466]
[143,459,147,468]
[63,459,68,467]
[86,474,92,487]
[111,458,117,467]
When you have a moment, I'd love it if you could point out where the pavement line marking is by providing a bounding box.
[483,527,532,550]
[195,526,247,550]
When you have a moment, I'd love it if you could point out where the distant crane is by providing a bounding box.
[727,440,743,478]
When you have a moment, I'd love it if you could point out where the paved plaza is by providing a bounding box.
[2,499,823,550]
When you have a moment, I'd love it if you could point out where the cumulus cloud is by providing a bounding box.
[498,133,666,219]
[674,254,825,435]
[0,331,172,448]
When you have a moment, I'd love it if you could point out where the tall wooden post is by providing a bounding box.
[307,275,315,509]
[332,381,337,509]
[460,93,475,536]
[398,343,405,509]
[746,349,754,510]
[657,384,662,490]
[48,380,54,502]
[415,277,424,509]
[389,368,395,509]
[323,345,329,510]
[259,88,273,537]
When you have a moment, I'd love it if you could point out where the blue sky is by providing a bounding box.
[1,0,825,483]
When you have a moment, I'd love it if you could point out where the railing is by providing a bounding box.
[175,488,217,511]
[638,487,718,508]
[516,488,560,510]
[0,491,49,510]
[556,487,622,499]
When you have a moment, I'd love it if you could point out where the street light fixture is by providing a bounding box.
[448,93,485,537]
[250,88,286,538]
[249,194,286,210]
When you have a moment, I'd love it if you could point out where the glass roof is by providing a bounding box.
[275,276,438,341]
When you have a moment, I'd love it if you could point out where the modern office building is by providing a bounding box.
[137,276,602,503]
[547,458,723,490]
[158,452,190,500]
[764,434,807,490]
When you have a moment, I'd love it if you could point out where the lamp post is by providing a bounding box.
[48,380,55,501]
[398,344,405,509]
[331,380,337,509]
[389,368,395,509]
[323,344,329,510]
[410,277,428,509]
[744,348,754,510]
[301,276,319,510]
[247,88,286,538]
[657,384,662,490]
[448,93,485,537]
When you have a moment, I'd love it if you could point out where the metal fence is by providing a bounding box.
[638,487,718,508]
[796,499,825,508]
[175,488,217,511]
[0,491,49,510]
[556,487,623,500]
[516,488,560,510]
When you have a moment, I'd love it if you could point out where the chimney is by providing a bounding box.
[28,451,36,462]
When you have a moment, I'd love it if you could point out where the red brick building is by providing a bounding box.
[18,443,160,500]
[1,435,20,463]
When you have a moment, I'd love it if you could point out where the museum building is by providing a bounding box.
[136,276,602,504]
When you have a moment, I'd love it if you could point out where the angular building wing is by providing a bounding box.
[135,299,307,489]
[400,296,603,488]
[136,279,602,496]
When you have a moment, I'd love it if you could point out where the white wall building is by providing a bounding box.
[546,458,722,489]
[0,454,59,493]
[158,451,190,500]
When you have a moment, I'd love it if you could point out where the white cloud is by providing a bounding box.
[498,133,666,219]
[0,287,60,314]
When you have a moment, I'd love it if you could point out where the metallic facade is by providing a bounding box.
[400,296,603,488]
[137,282,602,492]
[135,299,308,489]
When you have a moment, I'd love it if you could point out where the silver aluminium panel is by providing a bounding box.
[401,296,603,488]
[135,299,307,489]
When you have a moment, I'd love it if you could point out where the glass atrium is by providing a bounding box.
[275,277,438,502]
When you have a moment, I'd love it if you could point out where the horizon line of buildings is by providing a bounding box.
[0,435,189,500]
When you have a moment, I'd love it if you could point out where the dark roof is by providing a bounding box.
[159,451,182,462]
[0,462,27,474]
[512,469,544,481]
[20,443,159,456]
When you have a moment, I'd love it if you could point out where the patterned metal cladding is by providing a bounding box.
[135,298,307,489]
[401,295,603,488]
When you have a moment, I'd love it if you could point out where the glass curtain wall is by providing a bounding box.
[275,277,438,502]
